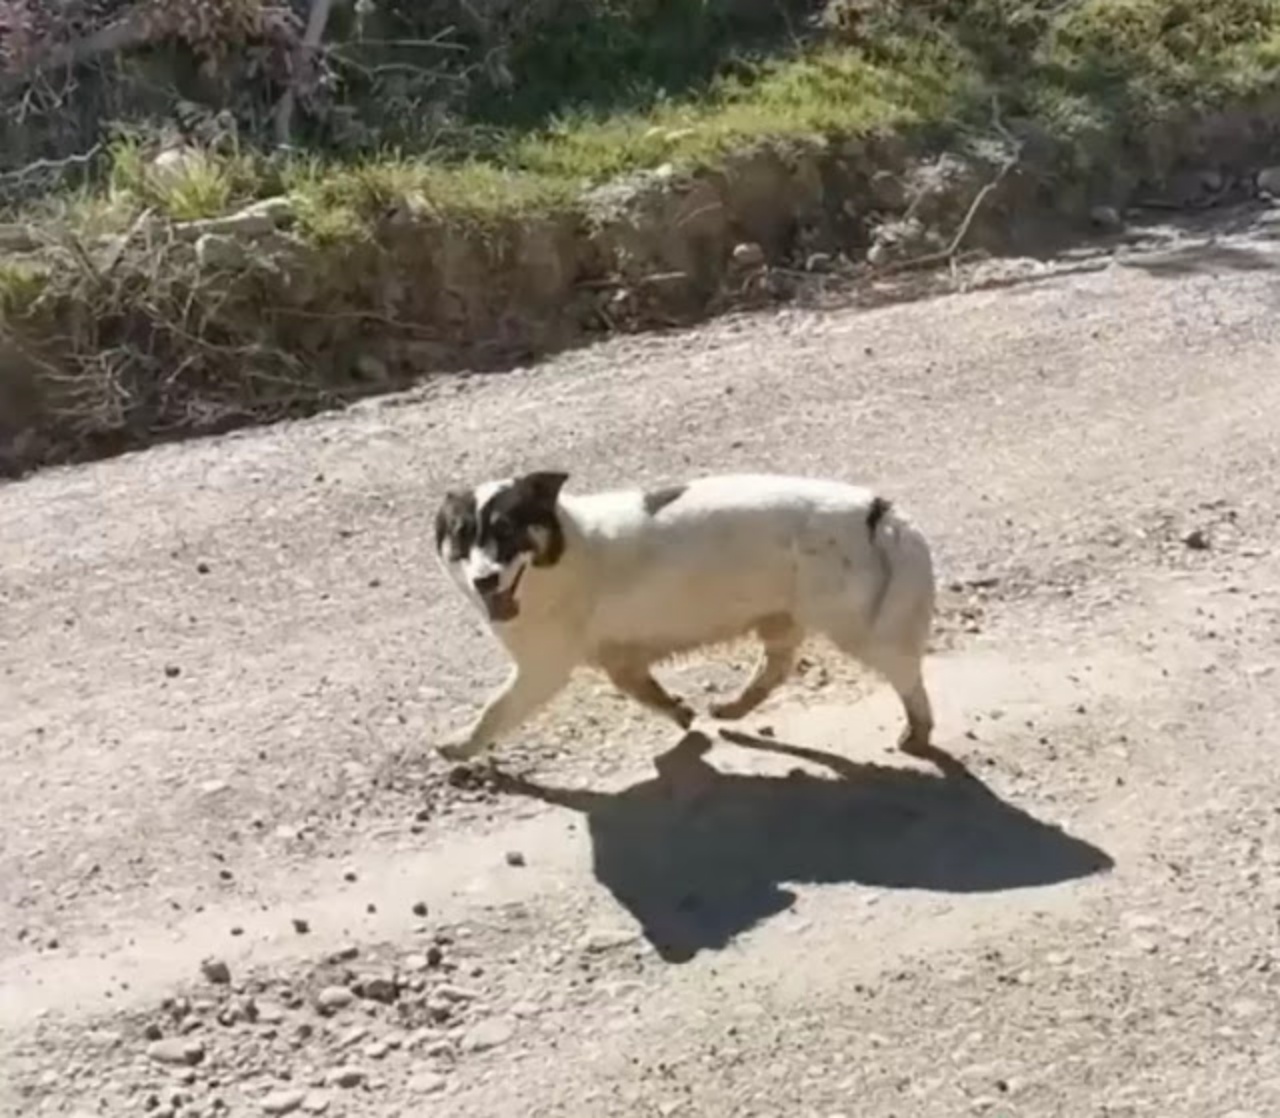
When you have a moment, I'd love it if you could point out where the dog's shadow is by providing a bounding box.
[492,730,1113,963]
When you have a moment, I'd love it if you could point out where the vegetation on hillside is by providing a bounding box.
[0,0,1278,235]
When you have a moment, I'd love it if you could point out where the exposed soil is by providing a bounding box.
[3,206,1280,1117]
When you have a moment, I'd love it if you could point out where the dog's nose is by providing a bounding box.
[472,573,501,596]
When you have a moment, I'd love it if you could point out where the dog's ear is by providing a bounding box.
[434,488,476,557]
[515,470,569,509]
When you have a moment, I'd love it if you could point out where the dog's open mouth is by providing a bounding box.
[480,566,525,622]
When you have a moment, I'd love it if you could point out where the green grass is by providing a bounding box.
[16,0,1280,245]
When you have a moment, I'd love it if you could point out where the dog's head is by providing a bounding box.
[434,470,569,623]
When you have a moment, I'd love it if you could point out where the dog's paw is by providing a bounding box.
[436,739,476,762]
[672,702,696,730]
[708,699,749,722]
[896,726,933,758]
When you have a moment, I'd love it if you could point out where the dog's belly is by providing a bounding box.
[584,565,793,666]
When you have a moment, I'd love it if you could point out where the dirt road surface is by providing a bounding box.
[4,212,1280,1117]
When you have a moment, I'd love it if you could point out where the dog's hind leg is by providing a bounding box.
[601,654,695,730]
[860,644,934,756]
[710,614,803,721]
[437,662,570,761]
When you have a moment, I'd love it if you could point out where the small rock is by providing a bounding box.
[505,850,526,867]
[354,354,389,383]
[316,986,355,1014]
[436,984,478,1003]
[338,1025,370,1049]
[462,1017,514,1053]
[731,241,765,268]
[199,779,229,796]
[407,1072,446,1095]
[196,561,211,575]
[579,927,639,954]
[301,1092,330,1114]
[1088,204,1123,231]
[147,1037,205,1066]
[1182,528,1211,550]
[328,945,359,963]
[291,918,310,935]
[1257,166,1280,197]
[425,944,444,967]
[357,974,398,1004]
[200,958,232,985]
[364,1040,391,1060]
[326,1066,366,1089]
[403,954,429,972]
[195,232,247,271]
[411,901,428,918]
[261,1089,306,1115]
[164,664,182,679]
[256,1001,287,1025]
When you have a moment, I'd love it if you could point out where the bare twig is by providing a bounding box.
[0,143,103,189]
[0,8,153,96]
[272,0,336,148]
[878,153,1020,277]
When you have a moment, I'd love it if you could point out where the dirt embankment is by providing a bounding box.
[4,94,1280,479]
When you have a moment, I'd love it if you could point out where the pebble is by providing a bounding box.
[407,1072,447,1095]
[412,901,429,917]
[462,1016,514,1053]
[505,850,526,867]
[326,1065,366,1089]
[317,986,355,1013]
[146,1037,205,1066]
[358,974,399,1004]
[201,957,232,985]
[301,1092,331,1114]
[261,1089,306,1115]
[291,918,310,935]
[403,953,429,972]
[256,1001,287,1024]
[579,927,639,954]
[435,983,478,1003]
[337,1025,370,1049]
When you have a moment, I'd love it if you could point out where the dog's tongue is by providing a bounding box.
[485,589,518,622]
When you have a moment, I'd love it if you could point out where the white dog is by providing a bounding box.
[433,471,936,761]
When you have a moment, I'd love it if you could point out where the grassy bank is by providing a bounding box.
[2,0,1280,474]
[8,0,1280,239]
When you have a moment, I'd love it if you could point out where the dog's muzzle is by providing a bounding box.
[474,566,525,623]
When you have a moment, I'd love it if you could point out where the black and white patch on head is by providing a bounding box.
[435,470,569,623]
[478,470,569,570]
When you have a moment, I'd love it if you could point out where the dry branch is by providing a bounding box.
[271,0,334,146]
[0,8,153,95]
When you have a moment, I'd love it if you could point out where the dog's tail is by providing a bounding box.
[864,495,935,655]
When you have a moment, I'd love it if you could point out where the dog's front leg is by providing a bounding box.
[437,663,569,762]
[602,658,695,730]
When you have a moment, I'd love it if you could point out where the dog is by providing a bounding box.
[432,471,936,762]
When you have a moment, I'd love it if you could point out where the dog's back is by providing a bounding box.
[562,474,928,660]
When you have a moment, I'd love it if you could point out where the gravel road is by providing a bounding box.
[3,211,1280,1117]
